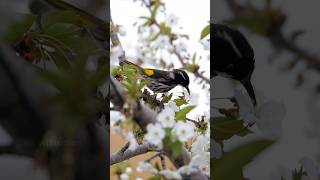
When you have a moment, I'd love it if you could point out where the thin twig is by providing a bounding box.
[145,152,162,162]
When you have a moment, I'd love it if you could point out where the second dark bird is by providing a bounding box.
[211,23,257,105]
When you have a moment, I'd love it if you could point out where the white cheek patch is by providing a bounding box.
[223,31,243,58]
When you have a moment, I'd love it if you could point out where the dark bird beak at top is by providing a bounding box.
[185,86,190,95]
[240,78,257,106]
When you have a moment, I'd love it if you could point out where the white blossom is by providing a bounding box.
[191,135,209,154]
[158,107,176,128]
[120,173,129,180]
[306,89,320,139]
[151,35,170,49]
[190,153,210,176]
[136,161,157,173]
[145,123,165,147]
[160,170,182,180]
[165,13,179,27]
[127,132,138,151]
[110,45,124,62]
[139,24,159,39]
[110,111,125,127]
[234,89,286,139]
[173,38,188,52]
[201,38,210,51]
[118,25,126,36]
[211,139,222,159]
[184,89,199,105]
[125,167,132,174]
[165,101,179,112]
[178,165,198,175]
[172,121,194,142]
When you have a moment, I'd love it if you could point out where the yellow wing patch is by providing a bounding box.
[144,69,154,76]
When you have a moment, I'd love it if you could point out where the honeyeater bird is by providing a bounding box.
[212,23,257,105]
[121,60,190,94]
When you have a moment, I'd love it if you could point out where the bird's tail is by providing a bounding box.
[120,60,144,73]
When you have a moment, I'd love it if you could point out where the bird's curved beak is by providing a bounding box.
[185,86,190,95]
[240,78,256,106]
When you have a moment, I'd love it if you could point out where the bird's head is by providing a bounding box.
[173,69,190,94]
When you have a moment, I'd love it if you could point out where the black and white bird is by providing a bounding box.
[121,60,190,94]
[211,23,257,105]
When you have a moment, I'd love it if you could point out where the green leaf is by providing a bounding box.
[174,98,188,107]
[139,16,150,20]
[62,36,99,55]
[45,23,81,39]
[171,141,182,158]
[161,93,173,104]
[89,65,109,87]
[192,53,197,64]
[151,3,160,19]
[212,117,252,141]
[212,140,274,180]
[35,68,68,92]
[183,64,196,73]
[148,32,161,41]
[3,13,37,42]
[175,105,195,121]
[148,175,162,180]
[159,23,172,35]
[48,51,71,70]
[200,24,210,40]
[41,10,79,29]
[154,162,161,171]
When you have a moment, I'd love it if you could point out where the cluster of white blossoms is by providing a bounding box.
[140,95,210,176]
[136,161,184,179]
[145,103,195,148]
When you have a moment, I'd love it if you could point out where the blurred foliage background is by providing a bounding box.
[0,0,108,179]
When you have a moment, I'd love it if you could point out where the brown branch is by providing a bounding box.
[110,143,158,165]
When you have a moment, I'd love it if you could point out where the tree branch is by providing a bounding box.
[109,76,208,179]
[110,143,158,165]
